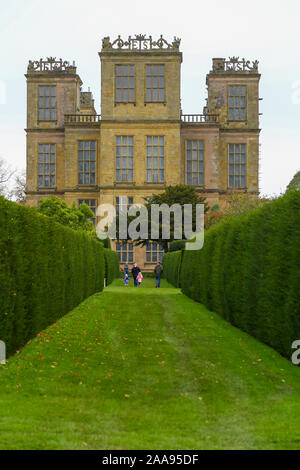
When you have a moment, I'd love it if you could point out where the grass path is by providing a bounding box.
[0,278,300,449]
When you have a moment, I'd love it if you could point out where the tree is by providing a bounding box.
[0,157,15,198]
[114,185,208,252]
[286,171,300,191]
[10,170,26,203]
[37,196,95,232]
[205,193,267,229]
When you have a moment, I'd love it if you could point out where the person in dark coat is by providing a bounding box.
[131,263,141,287]
[154,262,163,288]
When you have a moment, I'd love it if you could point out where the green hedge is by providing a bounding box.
[0,197,105,357]
[180,190,300,358]
[163,250,182,287]
[169,240,186,252]
[104,249,120,285]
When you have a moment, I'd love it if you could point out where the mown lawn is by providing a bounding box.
[0,278,300,450]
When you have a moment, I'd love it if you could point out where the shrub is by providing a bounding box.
[169,240,186,252]
[0,197,105,357]
[179,190,300,359]
[104,249,120,285]
[163,250,183,287]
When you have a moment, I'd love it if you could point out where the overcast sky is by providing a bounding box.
[0,0,299,196]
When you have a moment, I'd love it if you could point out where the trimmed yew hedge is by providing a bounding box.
[163,250,182,287]
[0,197,105,357]
[104,248,120,285]
[179,190,300,358]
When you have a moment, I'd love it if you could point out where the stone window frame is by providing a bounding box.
[115,64,135,104]
[228,143,247,189]
[146,136,165,183]
[146,242,164,263]
[228,85,247,122]
[38,143,56,188]
[78,140,96,186]
[78,198,97,225]
[145,64,166,104]
[38,85,56,122]
[115,136,134,183]
[185,139,205,186]
[116,241,134,264]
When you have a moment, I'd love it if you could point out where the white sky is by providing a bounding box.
[0,0,299,196]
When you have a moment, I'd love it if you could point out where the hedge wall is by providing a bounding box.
[163,250,182,287]
[180,190,300,358]
[0,197,105,357]
[104,248,120,285]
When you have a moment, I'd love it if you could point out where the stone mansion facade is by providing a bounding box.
[25,34,261,270]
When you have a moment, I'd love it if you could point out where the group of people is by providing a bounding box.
[123,262,163,288]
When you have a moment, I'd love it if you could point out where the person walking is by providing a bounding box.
[131,263,141,287]
[154,261,163,288]
[137,271,143,287]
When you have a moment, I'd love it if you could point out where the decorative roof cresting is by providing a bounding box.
[212,57,259,73]
[27,57,76,73]
[102,35,181,51]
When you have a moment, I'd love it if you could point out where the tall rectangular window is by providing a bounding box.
[116,65,135,102]
[116,242,134,263]
[146,136,164,183]
[146,65,165,102]
[78,199,96,225]
[146,242,164,263]
[186,140,204,186]
[38,144,55,187]
[116,136,134,182]
[78,141,96,185]
[39,86,56,121]
[228,144,246,188]
[228,85,246,121]
[116,196,133,216]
